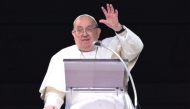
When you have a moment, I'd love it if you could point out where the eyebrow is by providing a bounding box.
[76,25,94,29]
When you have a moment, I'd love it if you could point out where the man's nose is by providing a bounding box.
[82,30,88,37]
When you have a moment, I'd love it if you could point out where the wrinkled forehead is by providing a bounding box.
[73,15,98,28]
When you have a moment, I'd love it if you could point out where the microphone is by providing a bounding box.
[93,41,102,47]
[93,41,138,109]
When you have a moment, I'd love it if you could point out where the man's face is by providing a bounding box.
[72,16,101,51]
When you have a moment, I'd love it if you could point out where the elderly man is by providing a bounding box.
[39,4,143,109]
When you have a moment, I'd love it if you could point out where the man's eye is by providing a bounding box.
[78,29,83,32]
[87,28,92,31]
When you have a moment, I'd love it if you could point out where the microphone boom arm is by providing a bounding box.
[94,42,138,109]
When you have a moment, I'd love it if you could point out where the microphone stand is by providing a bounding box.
[94,41,138,109]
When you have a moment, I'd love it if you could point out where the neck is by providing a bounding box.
[79,47,96,52]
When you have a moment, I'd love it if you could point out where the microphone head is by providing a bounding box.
[93,41,102,47]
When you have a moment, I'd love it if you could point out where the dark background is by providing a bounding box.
[0,0,189,109]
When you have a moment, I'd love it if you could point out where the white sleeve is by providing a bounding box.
[115,25,144,61]
[44,92,64,109]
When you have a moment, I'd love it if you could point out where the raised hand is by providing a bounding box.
[99,4,122,31]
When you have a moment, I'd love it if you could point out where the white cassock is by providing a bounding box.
[39,26,144,109]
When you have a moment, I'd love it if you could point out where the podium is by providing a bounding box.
[63,59,128,94]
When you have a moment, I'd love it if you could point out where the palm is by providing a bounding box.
[99,4,121,31]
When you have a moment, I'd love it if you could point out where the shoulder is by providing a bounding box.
[101,35,118,45]
[51,45,77,60]
[102,35,119,42]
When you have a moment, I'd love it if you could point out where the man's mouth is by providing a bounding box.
[82,39,90,41]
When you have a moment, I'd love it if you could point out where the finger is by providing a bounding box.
[99,19,109,25]
[107,4,111,13]
[110,4,115,13]
[101,6,108,16]
[115,9,118,16]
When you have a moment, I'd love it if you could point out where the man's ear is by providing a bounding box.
[71,30,75,37]
[97,28,101,39]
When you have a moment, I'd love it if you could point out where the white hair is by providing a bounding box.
[73,14,98,29]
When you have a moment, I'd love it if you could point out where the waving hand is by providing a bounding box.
[99,4,122,31]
